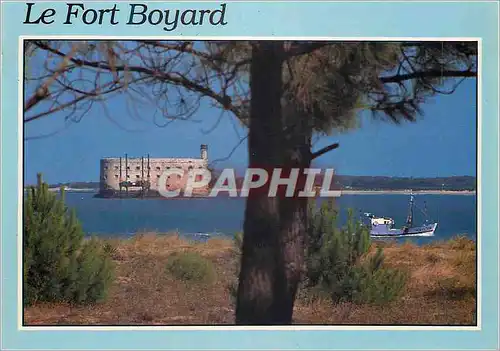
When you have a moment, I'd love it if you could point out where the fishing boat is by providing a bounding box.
[362,194,438,238]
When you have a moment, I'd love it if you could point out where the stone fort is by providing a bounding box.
[99,144,210,195]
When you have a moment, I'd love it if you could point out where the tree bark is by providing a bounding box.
[235,43,314,324]
[235,42,285,324]
[275,107,313,323]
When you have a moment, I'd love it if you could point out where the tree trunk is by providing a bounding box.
[235,42,285,324]
[275,106,313,323]
[235,43,313,324]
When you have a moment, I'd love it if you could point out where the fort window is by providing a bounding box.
[127,166,130,170]
[127,175,130,178]
[114,175,118,178]
[156,166,161,171]
[136,175,140,178]
[136,166,140,170]
[157,175,160,178]
[114,166,119,170]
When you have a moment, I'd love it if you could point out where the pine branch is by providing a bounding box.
[380,69,476,84]
[284,42,329,58]
[32,41,243,118]
[311,142,339,160]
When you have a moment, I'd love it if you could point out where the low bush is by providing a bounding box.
[303,200,408,305]
[24,173,114,306]
[341,248,408,304]
[448,235,475,251]
[102,240,118,257]
[165,251,216,283]
[227,232,243,303]
[428,277,476,301]
[233,231,243,255]
[452,250,476,274]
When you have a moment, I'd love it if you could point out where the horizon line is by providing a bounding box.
[23,173,477,186]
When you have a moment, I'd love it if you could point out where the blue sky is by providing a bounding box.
[24,67,476,185]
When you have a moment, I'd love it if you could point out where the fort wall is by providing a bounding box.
[99,145,210,195]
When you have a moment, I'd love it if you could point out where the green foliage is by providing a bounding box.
[227,279,239,303]
[26,41,476,133]
[233,231,243,255]
[285,43,402,134]
[227,232,244,303]
[339,248,408,305]
[102,241,118,256]
[165,251,216,283]
[429,277,476,301]
[447,235,475,251]
[304,200,407,305]
[24,173,114,306]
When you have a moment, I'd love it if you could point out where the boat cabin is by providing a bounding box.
[370,217,395,227]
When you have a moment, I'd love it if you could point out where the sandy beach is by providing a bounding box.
[24,234,476,326]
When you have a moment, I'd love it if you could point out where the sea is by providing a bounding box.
[61,192,477,245]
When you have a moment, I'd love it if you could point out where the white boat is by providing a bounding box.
[363,194,438,238]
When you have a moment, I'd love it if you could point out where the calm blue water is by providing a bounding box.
[62,192,477,244]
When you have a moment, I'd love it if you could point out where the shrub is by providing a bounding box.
[227,232,243,303]
[165,251,215,283]
[448,235,475,251]
[342,248,408,304]
[102,240,118,257]
[303,200,407,305]
[425,252,441,264]
[24,173,114,306]
[429,277,476,301]
[227,280,239,303]
[233,231,243,255]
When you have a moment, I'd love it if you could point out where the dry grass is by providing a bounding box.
[24,233,476,326]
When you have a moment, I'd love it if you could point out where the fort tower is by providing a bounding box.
[200,144,208,161]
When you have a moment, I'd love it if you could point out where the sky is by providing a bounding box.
[24,55,477,185]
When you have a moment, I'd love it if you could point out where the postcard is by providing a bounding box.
[1,1,499,350]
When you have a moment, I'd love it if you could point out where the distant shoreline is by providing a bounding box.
[33,188,477,196]
[340,190,476,195]
[47,188,97,193]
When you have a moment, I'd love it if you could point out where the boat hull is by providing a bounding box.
[370,223,437,238]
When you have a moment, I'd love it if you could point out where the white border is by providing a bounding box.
[18,36,482,331]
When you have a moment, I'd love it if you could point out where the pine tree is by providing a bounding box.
[24,173,114,306]
[304,200,407,305]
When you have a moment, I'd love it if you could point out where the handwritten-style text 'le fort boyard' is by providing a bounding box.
[23,2,228,32]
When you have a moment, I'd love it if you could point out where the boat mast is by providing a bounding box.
[147,153,150,193]
[119,156,122,197]
[125,153,129,196]
[405,194,414,228]
[141,156,145,197]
